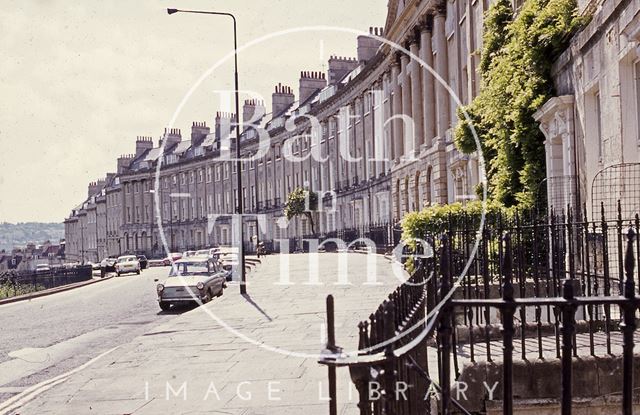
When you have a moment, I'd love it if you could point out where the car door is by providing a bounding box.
[206,260,224,295]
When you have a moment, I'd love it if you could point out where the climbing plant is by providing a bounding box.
[454,0,588,207]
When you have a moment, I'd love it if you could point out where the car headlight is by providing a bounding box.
[156,284,164,293]
[196,282,205,290]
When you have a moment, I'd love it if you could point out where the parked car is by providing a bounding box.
[115,255,140,276]
[156,257,226,311]
[220,252,239,267]
[218,253,239,282]
[194,248,219,258]
[100,257,117,277]
[160,252,182,266]
[35,264,51,274]
[221,266,233,282]
[147,258,166,267]
[182,250,197,258]
[137,255,148,269]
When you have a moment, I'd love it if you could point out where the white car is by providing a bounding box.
[115,255,140,276]
[194,248,220,258]
[35,264,51,274]
[156,257,226,311]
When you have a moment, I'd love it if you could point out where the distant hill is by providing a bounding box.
[0,222,64,252]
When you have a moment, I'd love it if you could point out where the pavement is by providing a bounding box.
[1,253,405,414]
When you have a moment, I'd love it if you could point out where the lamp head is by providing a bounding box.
[167,8,179,15]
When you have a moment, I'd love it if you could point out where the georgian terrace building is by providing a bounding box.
[65,0,487,260]
[534,0,640,221]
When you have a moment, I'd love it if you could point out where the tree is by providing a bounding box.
[284,187,319,236]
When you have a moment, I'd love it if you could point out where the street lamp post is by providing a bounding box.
[150,186,156,257]
[167,8,246,294]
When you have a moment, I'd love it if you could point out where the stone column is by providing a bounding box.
[420,17,436,148]
[382,73,392,172]
[433,6,449,141]
[410,40,424,153]
[391,62,403,163]
[401,54,413,158]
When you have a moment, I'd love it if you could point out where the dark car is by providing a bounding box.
[137,255,148,270]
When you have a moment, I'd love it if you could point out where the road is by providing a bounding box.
[0,266,183,403]
[1,253,401,415]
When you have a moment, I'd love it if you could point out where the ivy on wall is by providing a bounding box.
[454,0,588,207]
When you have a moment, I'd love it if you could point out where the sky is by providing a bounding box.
[0,0,387,223]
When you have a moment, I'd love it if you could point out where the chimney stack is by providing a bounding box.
[135,136,154,157]
[159,128,181,148]
[87,181,99,198]
[357,27,383,64]
[242,99,266,128]
[271,83,295,117]
[327,55,359,85]
[214,112,236,151]
[87,178,107,198]
[190,121,210,146]
[117,154,135,174]
[298,71,327,105]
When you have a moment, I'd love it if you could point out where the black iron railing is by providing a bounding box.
[0,265,93,299]
[319,204,640,414]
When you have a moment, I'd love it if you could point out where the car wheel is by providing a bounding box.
[203,290,212,304]
[159,301,171,311]
[116,272,121,277]
[136,269,140,275]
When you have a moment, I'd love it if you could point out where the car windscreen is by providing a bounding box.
[118,257,134,263]
[170,262,209,276]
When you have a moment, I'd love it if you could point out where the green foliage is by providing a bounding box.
[454,0,587,207]
[401,200,515,242]
[284,187,319,235]
[0,282,41,300]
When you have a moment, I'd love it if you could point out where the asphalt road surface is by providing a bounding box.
[0,266,188,403]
